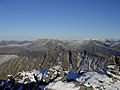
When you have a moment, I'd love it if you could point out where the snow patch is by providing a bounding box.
[77,71,120,90]
[16,70,42,83]
[46,81,80,90]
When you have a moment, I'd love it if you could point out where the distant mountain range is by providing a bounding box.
[0,40,32,46]
[0,39,120,57]
[0,39,120,90]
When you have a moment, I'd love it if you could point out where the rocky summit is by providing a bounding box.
[0,39,120,90]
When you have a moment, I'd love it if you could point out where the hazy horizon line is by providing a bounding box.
[0,37,120,41]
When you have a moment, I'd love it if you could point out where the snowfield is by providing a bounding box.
[46,81,80,90]
[76,71,120,90]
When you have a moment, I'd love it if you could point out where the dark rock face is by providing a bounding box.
[68,50,73,71]
[114,56,120,71]
[115,56,120,66]
[0,80,46,90]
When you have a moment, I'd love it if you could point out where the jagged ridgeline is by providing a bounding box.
[0,39,120,79]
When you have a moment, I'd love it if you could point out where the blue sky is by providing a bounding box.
[0,0,120,40]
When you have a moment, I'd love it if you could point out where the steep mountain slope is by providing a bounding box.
[0,39,120,80]
[0,49,118,80]
[0,39,120,57]
[102,39,120,51]
[0,39,120,90]
[0,55,17,65]
[26,39,120,57]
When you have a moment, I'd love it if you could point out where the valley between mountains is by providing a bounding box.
[0,39,120,90]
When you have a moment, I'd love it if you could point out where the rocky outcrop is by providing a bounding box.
[1,64,120,90]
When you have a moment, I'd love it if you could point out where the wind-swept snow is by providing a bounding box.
[46,81,80,90]
[1,65,120,90]
[76,71,120,90]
